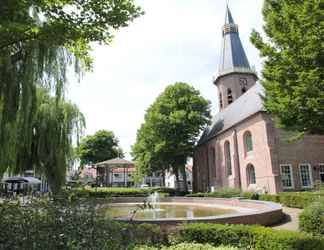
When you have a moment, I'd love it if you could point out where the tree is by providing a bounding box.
[78,130,123,166]
[13,87,85,193]
[0,0,142,186]
[250,0,324,134]
[132,83,211,191]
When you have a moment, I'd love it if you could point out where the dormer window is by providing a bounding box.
[227,88,233,104]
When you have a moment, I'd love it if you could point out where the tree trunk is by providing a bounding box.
[180,165,188,192]
[174,168,180,191]
[162,170,166,187]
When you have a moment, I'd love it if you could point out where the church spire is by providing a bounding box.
[225,5,234,25]
[215,6,256,81]
[214,5,258,110]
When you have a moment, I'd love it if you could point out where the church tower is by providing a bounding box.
[214,6,258,110]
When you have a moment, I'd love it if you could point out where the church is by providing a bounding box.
[193,7,324,194]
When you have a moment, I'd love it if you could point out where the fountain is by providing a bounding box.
[147,191,160,209]
[102,195,284,227]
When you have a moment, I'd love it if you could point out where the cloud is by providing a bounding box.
[67,0,264,159]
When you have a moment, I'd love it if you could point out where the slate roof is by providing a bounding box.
[217,7,255,80]
[198,83,264,145]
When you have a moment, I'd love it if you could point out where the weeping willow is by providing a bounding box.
[0,6,84,192]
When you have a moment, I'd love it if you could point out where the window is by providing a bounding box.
[280,164,293,189]
[247,164,256,185]
[242,87,247,93]
[219,93,223,109]
[244,131,253,153]
[224,141,232,176]
[299,164,312,188]
[320,164,324,183]
[114,173,120,178]
[227,88,233,104]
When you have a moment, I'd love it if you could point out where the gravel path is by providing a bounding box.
[271,207,302,231]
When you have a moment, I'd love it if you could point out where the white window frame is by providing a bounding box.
[319,164,324,183]
[299,163,313,189]
[280,164,294,189]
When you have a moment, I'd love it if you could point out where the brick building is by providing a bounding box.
[193,7,324,194]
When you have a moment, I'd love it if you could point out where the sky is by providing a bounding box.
[67,0,264,159]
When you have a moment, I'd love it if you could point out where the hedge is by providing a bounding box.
[174,223,324,250]
[299,198,324,236]
[135,243,239,250]
[0,200,163,250]
[73,187,151,198]
[187,188,241,198]
[187,189,324,208]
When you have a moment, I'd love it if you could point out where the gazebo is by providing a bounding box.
[94,158,134,187]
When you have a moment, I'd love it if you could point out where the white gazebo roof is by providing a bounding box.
[94,158,134,168]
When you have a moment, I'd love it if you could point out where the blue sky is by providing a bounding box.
[67,0,264,159]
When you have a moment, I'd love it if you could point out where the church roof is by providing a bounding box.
[198,83,264,145]
[216,7,256,81]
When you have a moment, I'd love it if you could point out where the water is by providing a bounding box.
[103,203,235,220]
[147,191,159,209]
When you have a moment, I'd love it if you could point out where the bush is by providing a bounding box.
[135,243,239,250]
[299,199,324,236]
[188,189,323,208]
[278,192,322,208]
[187,188,241,198]
[74,187,151,198]
[0,199,163,250]
[174,223,324,250]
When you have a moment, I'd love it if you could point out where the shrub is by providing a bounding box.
[135,243,239,250]
[174,223,324,250]
[0,199,163,250]
[188,190,323,208]
[278,192,322,208]
[187,188,241,198]
[74,187,151,198]
[299,199,324,236]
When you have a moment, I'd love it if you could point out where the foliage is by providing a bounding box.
[0,0,142,186]
[135,243,239,250]
[188,189,324,209]
[30,89,85,193]
[277,192,323,208]
[187,188,241,198]
[250,0,324,134]
[74,187,151,198]
[0,198,163,250]
[132,82,211,190]
[174,223,324,250]
[299,198,324,236]
[77,130,123,165]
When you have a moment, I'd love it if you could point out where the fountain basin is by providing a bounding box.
[101,197,284,227]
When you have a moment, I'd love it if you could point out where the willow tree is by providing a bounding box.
[0,0,142,189]
[15,88,85,193]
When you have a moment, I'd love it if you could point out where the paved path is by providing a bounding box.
[271,207,302,231]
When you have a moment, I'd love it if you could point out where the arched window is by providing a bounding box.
[247,164,256,185]
[219,93,223,109]
[227,88,233,104]
[224,141,232,176]
[244,131,253,153]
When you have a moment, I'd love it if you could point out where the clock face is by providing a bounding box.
[239,78,248,87]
